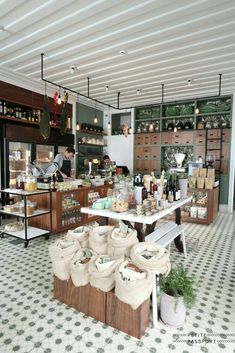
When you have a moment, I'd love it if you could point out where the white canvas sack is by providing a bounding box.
[130,243,171,275]
[89,254,124,292]
[49,239,80,281]
[89,226,114,254]
[70,248,96,287]
[115,259,153,310]
[107,227,139,257]
[67,226,90,248]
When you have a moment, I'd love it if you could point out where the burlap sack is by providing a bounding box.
[89,226,114,254]
[67,226,90,248]
[107,228,139,257]
[70,248,96,287]
[89,254,124,292]
[49,240,80,281]
[130,243,171,275]
[115,259,153,310]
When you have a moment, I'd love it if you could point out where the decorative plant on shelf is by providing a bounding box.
[159,266,196,327]
[40,94,50,139]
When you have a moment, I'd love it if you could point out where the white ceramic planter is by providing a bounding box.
[160,292,186,327]
[178,178,188,199]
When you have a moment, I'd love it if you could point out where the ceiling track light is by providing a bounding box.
[105,85,109,92]
[70,66,76,74]
[136,88,141,95]
[187,79,192,86]
[94,100,98,123]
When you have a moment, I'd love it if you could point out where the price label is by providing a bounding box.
[119,221,128,235]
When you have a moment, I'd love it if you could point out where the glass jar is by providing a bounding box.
[16,174,24,190]
[24,174,37,192]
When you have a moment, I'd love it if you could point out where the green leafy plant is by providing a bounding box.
[159,266,196,309]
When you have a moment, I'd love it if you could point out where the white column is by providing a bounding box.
[228,93,235,213]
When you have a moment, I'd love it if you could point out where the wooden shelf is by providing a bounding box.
[162,114,194,119]
[78,143,107,147]
[196,111,230,116]
[0,115,72,131]
[78,129,106,136]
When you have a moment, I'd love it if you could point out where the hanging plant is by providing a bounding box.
[52,91,58,126]
[60,91,68,135]
[40,94,51,139]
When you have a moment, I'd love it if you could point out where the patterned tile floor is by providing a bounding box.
[0,212,235,353]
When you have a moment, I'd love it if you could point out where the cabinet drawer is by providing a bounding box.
[161,132,172,145]
[150,159,160,172]
[135,135,143,145]
[194,146,205,159]
[182,131,194,144]
[134,159,142,172]
[172,132,183,145]
[151,146,160,159]
[135,147,144,159]
[150,134,161,145]
[207,129,220,139]
[222,129,230,143]
[195,130,206,138]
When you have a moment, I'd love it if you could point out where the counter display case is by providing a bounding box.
[29,184,112,233]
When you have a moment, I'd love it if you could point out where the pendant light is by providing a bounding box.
[107,105,111,129]
[76,93,80,130]
[94,100,98,123]
[58,87,61,105]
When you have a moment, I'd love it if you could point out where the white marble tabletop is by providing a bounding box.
[81,196,192,225]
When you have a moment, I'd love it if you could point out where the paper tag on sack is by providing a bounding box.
[119,221,128,235]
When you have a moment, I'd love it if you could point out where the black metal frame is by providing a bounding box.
[40,54,228,111]
[0,189,52,248]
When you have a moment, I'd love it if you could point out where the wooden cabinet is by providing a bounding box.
[161,132,172,145]
[194,130,206,144]
[29,185,111,233]
[180,187,219,225]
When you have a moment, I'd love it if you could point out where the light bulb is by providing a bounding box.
[129,127,132,134]
[174,126,177,132]
[58,95,61,105]
[76,123,80,131]
[108,121,111,129]
[195,108,199,114]
[94,116,98,123]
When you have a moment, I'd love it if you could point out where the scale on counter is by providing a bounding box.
[29,161,59,189]
[169,153,186,173]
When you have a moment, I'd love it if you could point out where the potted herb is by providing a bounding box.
[159,266,196,326]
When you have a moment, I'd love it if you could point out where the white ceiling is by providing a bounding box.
[0,0,235,108]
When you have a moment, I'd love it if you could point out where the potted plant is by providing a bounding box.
[159,266,196,327]
[178,172,188,199]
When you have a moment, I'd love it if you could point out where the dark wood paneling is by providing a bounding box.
[0,80,72,116]
[5,123,74,145]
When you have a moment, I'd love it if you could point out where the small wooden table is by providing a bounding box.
[81,196,192,252]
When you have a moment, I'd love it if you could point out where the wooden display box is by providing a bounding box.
[106,290,150,339]
[54,276,150,338]
[54,276,106,322]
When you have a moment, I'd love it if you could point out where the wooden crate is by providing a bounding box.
[54,277,106,322]
[106,290,150,339]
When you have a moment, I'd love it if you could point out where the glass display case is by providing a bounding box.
[9,142,32,188]
[36,144,54,164]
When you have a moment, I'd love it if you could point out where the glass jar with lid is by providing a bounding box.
[16,174,24,190]
[24,174,37,192]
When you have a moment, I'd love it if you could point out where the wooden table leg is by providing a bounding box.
[174,207,184,253]
[98,216,109,226]
[146,221,157,236]
[134,222,145,242]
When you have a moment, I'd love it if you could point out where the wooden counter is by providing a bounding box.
[29,184,112,233]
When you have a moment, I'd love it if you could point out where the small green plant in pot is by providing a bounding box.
[159,266,196,327]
